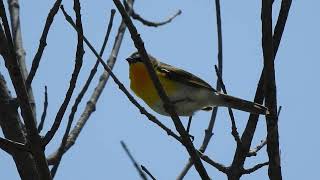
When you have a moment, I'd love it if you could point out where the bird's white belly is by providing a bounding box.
[150,85,220,116]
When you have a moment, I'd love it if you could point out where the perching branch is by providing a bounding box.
[177,1,224,178]
[112,1,210,179]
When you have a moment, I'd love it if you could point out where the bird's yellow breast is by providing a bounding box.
[129,62,177,107]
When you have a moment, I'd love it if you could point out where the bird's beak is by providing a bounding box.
[126,57,133,64]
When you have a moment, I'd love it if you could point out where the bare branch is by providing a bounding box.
[26,0,62,88]
[0,137,29,154]
[247,139,267,157]
[49,8,116,176]
[56,5,126,155]
[215,65,242,145]
[8,0,37,118]
[112,1,210,178]
[42,2,85,147]
[121,141,147,180]
[199,152,228,173]
[0,1,52,179]
[261,0,282,179]
[243,162,269,175]
[48,0,84,177]
[0,65,38,178]
[247,105,282,157]
[141,165,156,180]
[38,86,48,133]
[132,9,181,27]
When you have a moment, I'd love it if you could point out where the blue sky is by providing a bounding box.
[0,0,318,179]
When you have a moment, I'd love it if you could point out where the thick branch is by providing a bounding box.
[0,20,38,180]
[261,0,282,179]
[0,137,29,154]
[0,1,51,179]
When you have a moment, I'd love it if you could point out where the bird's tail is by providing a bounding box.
[217,93,269,115]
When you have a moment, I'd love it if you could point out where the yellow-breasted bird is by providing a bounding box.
[126,52,268,116]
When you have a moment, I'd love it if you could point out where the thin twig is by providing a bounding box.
[121,141,147,180]
[49,0,84,177]
[38,86,48,133]
[215,65,242,145]
[186,116,192,133]
[247,140,267,157]
[49,8,116,175]
[112,1,210,179]
[26,0,62,88]
[42,2,85,147]
[131,9,181,27]
[199,152,228,173]
[243,162,269,174]
[247,106,282,157]
[141,165,156,180]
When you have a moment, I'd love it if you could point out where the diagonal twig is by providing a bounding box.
[141,165,156,180]
[38,86,48,133]
[215,65,242,145]
[26,0,63,88]
[247,106,282,157]
[243,161,269,175]
[121,141,147,180]
[112,1,210,179]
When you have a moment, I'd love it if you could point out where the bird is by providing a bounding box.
[126,52,268,117]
